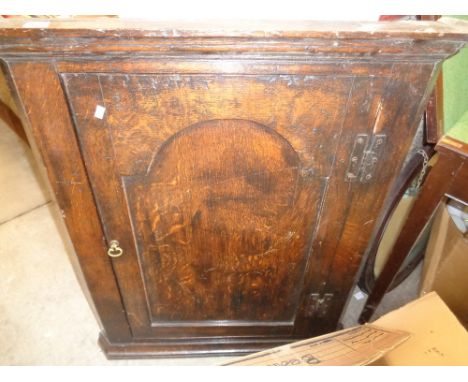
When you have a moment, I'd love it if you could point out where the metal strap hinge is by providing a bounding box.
[345,134,387,183]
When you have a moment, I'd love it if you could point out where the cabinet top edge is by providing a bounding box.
[0,17,468,41]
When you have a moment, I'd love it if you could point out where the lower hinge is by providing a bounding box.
[304,293,334,318]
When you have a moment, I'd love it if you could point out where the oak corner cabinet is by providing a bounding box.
[1,18,467,359]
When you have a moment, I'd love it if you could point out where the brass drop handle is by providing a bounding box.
[107,240,123,258]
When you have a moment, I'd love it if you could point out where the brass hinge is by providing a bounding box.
[345,133,387,183]
[304,293,334,318]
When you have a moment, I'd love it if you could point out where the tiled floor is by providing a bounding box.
[0,120,421,365]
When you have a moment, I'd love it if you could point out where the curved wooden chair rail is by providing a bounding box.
[0,98,28,146]
[358,144,435,295]
[359,137,468,323]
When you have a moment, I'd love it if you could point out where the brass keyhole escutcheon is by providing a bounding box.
[107,240,123,258]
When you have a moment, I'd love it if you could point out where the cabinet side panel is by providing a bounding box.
[300,63,438,332]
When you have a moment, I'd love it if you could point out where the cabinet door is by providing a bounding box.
[63,73,355,340]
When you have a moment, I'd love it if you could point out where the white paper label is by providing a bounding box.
[22,21,51,29]
[94,105,106,119]
[354,290,366,301]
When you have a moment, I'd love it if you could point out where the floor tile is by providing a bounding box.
[0,121,50,224]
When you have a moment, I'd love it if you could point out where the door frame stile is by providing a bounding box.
[5,60,133,343]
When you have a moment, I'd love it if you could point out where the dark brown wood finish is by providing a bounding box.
[419,13,444,143]
[63,72,354,340]
[7,62,133,343]
[425,71,445,143]
[1,18,467,358]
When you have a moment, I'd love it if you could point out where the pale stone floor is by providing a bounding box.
[0,121,420,365]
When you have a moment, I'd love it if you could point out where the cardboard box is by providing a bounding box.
[224,292,468,366]
[371,292,468,365]
[420,204,468,329]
